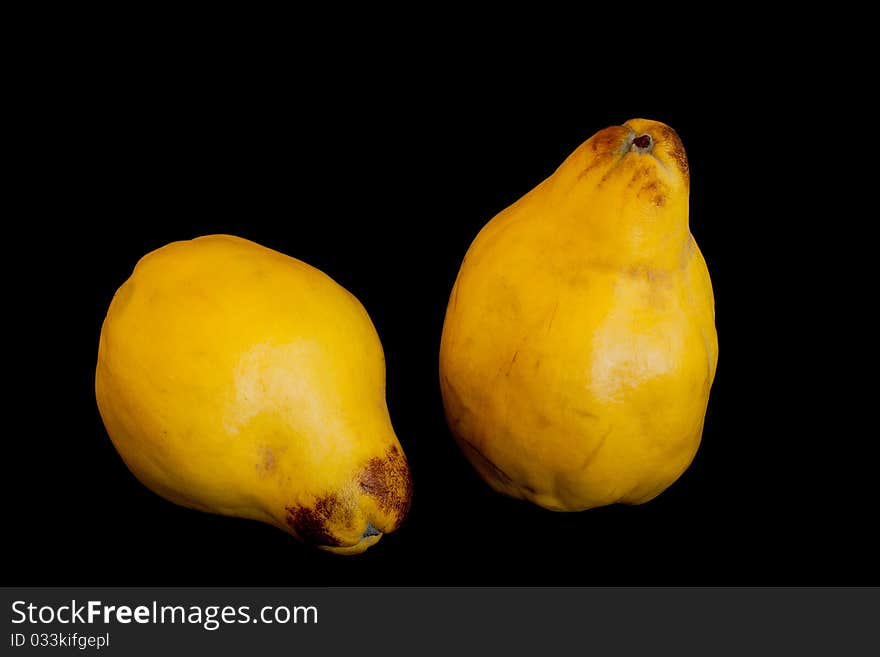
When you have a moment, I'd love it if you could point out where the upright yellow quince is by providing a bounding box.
[440,119,718,511]
[96,235,411,554]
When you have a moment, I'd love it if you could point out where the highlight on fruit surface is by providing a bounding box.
[96,235,412,554]
[440,119,718,511]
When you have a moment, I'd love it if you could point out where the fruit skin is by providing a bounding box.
[439,119,718,511]
[96,235,411,554]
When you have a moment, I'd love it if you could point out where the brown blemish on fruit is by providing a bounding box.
[580,126,633,180]
[546,301,559,332]
[358,444,413,529]
[579,156,611,179]
[589,126,628,154]
[441,374,467,432]
[574,407,599,421]
[628,264,668,283]
[505,350,519,376]
[628,165,653,187]
[639,180,666,207]
[256,446,276,477]
[460,437,515,485]
[581,427,612,471]
[659,125,689,182]
[285,495,345,547]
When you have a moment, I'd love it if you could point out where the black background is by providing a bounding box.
[9,41,874,585]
